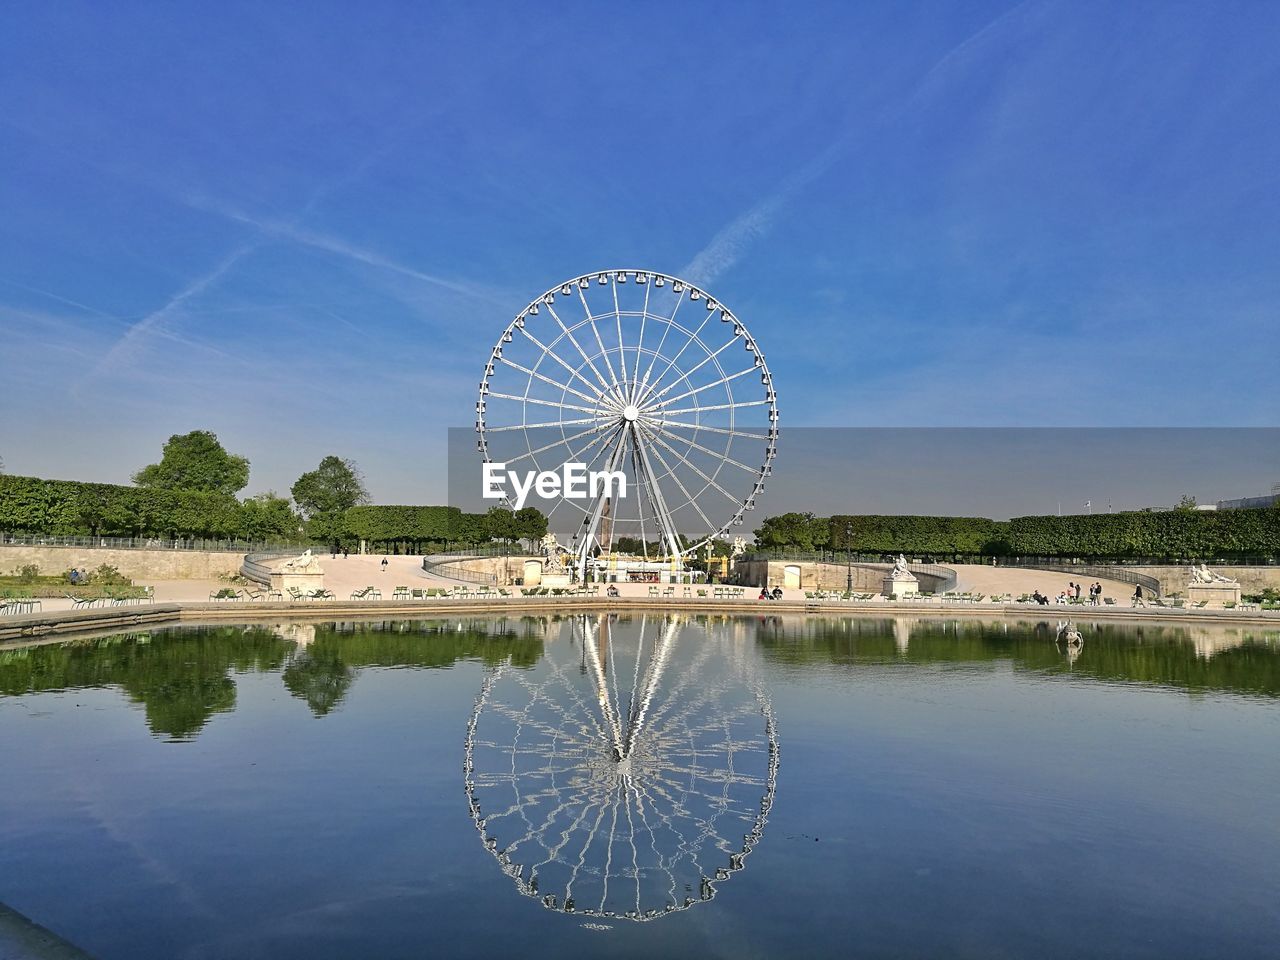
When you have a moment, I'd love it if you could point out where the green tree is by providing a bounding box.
[133,430,250,496]
[1175,494,1198,512]
[485,506,519,547]
[239,492,301,542]
[291,456,368,546]
[513,506,548,550]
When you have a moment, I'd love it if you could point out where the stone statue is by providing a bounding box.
[541,532,559,555]
[890,554,912,580]
[731,536,746,558]
[282,548,322,573]
[1191,563,1236,584]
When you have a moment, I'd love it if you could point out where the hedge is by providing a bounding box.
[0,474,289,540]
[1006,509,1280,559]
[753,508,1280,560]
[827,515,1009,555]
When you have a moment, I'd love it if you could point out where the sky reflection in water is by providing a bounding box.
[1,613,1278,960]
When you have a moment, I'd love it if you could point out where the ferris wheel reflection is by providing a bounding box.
[463,613,779,922]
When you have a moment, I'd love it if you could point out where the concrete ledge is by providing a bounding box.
[3,596,1279,645]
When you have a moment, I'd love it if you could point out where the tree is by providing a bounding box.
[1175,494,1198,512]
[485,506,519,547]
[291,456,368,546]
[513,507,548,551]
[239,492,302,542]
[133,430,250,496]
[291,457,368,517]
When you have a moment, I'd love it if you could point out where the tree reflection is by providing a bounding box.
[0,618,550,737]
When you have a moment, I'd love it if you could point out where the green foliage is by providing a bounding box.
[90,563,129,586]
[753,512,827,551]
[344,505,462,548]
[291,456,368,517]
[17,564,39,583]
[292,456,368,548]
[1175,494,1198,512]
[513,507,548,548]
[238,492,302,541]
[484,505,519,544]
[133,430,250,496]
[0,474,297,541]
[1005,509,1280,558]
[828,515,1010,555]
[749,508,1279,559]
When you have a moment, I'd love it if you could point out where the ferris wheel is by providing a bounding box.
[477,270,778,579]
[463,614,779,922]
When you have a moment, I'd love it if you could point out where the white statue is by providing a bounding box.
[282,548,322,573]
[1192,563,1236,584]
[731,536,746,558]
[541,532,559,555]
[891,554,912,580]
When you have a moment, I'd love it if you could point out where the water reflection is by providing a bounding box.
[463,614,779,922]
[752,616,1280,697]
[0,616,1278,745]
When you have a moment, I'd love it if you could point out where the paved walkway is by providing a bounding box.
[949,564,1137,603]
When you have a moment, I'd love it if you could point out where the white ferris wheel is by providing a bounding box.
[477,270,778,580]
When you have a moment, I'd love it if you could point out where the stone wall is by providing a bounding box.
[428,555,537,584]
[0,545,245,581]
[1120,565,1280,596]
[733,560,952,594]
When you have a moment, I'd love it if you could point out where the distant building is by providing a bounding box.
[1216,482,1280,511]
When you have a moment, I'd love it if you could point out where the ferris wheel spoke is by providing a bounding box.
[643,418,769,442]
[497,356,604,408]
[483,415,605,433]
[637,291,688,389]
[574,290,626,403]
[642,422,759,475]
[499,421,614,468]
[645,364,758,412]
[631,427,684,558]
[515,325,612,403]
[634,423,716,534]
[640,428,742,513]
[659,399,772,416]
[485,391,608,419]
[632,285,653,399]
[544,300,618,399]
[639,326,735,408]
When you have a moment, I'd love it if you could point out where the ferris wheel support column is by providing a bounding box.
[576,427,629,582]
[629,424,683,561]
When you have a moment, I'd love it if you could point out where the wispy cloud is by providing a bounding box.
[681,0,1042,286]
[184,194,507,306]
[88,241,259,381]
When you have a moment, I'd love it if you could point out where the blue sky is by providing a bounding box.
[2,1,1278,506]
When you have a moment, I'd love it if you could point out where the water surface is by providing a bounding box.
[1,613,1278,959]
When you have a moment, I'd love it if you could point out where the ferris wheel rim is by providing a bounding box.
[476,269,778,561]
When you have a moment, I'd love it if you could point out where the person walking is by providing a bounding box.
[1132,584,1145,607]
[381,556,389,574]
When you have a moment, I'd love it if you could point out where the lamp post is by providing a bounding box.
[845,523,853,593]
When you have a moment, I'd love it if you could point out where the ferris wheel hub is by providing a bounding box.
[622,403,639,422]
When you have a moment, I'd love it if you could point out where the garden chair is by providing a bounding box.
[392,586,410,600]
[648,586,660,597]
[696,589,707,598]
[64,593,100,609]
[287,587,308,601]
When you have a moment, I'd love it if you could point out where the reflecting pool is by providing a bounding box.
[1,614,1278,959]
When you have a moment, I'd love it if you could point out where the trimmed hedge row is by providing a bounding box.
[0,474,297,540]
[828,515,1009,555]
[755,508,1280,559]
[1005,509,1280,558]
